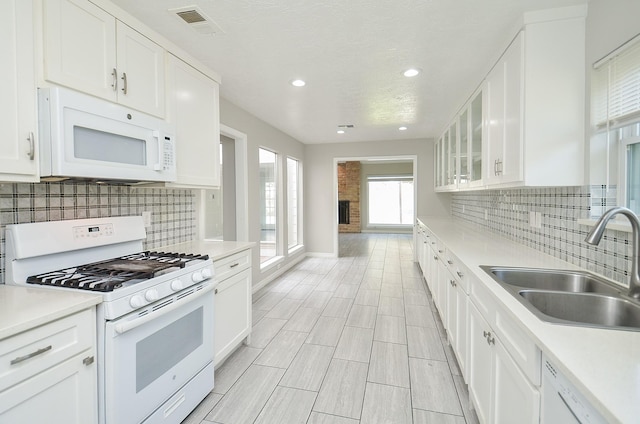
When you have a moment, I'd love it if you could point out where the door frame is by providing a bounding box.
[197,125,249,241]
[332,155,418,257]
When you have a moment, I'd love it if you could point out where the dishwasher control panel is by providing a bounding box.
[542,356,606,424]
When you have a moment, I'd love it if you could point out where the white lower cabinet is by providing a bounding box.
[0,308,97,423]
[417,219,541,424]
[213,248,252,366]
[0,351,96,423]
[468,291,540,424]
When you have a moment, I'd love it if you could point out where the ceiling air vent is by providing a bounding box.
[169,5,224,35]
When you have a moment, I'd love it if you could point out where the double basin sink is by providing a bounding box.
[481,266,640,331]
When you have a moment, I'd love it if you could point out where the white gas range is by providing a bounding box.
[5,216,215,424]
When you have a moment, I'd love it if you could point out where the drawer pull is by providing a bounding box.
[456,271,464,278]
[229,262,240,268]
[447,260,454,265]
[11,345,52,365]
[83,356,95,366]
[438,249,444,253]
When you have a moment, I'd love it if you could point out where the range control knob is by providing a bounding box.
[191,271,204,283]
[170,279,184,291]
[129,295,145,308]
[201,268,213,279]
[145,289,159,302]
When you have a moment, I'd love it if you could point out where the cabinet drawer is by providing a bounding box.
[214,249,251,282]
[470,275,497,325]
[0,308,95,392]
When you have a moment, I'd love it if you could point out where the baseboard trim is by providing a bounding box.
[252,253,307,293]
[305,251,338,258]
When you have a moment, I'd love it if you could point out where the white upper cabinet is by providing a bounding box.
[165,54,220,188]
[0,0,39,182]
[485,32,523,186]
[115,22,165,117]
[43,0,165,118]
[435,5,586,191]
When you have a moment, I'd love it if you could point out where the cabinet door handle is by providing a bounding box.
[111,68,118,91]
[438,249,444,253]
[83,356,94,366]
[456,271,464,278]
[11,345,52,365]
[121,72,128,95]
[27,132,35,160]
[483,330,490,338]
[447,260,454,265]
[214,288,218,294]
[433,256,438,260]
[487,335,495,345]
[229,262,240,268]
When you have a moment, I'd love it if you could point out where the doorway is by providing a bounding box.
[199,125,248,242]
[333,156,417,257]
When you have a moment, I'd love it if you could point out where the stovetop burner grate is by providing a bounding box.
[26,251,210,292]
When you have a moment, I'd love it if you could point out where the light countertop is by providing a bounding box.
[161,240,255,262]
[0,285,101,340]
[417,216,640,424]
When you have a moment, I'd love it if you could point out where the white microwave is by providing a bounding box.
[38,87,177,183]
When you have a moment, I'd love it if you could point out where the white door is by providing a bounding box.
[43,0,118,101]
[116,22,166,118]
[214,269,252,365]
[468,302,493,423]
[0,352,97,424]
[0,0,38,181]
[485,57,505,185]
[493,339,540,424]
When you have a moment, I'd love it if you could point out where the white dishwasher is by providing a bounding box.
[541,355,606,424]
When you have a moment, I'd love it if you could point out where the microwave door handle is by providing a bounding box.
[153,131,163,171]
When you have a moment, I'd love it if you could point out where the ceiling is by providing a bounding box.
[111,0,587,144]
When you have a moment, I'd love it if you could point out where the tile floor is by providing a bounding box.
[182,233,480,424]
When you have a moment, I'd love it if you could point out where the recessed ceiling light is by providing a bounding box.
[290,79,306,87]
[399,126,408,131]
[337,130,345,134]
[403,68,421,77]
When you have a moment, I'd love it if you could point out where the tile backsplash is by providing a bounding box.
[0,181,196,283]
[451,185,631,287]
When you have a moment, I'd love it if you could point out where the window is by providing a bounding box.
[367,177,414,225]
[592,34,640,215]
[259,148,277,264]
[287,157,301,250]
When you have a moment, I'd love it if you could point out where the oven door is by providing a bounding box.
[104,284,214,424]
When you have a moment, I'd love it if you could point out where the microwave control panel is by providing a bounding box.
[163,136,176,171]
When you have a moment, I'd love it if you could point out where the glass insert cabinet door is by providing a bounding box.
[470,91,483,184]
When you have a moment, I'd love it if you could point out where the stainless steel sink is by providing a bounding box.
[481,266,640,331]
[519,290,640,330]
[486,267,620,295]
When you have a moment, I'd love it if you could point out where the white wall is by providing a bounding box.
[220,97,306,287]
[305,139,450,255]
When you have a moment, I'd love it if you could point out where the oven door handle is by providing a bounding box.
[114,284,214,335]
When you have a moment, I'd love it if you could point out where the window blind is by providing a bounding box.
[592,33,640,131]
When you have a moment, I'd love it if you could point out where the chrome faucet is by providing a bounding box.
[585,207,640,299]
